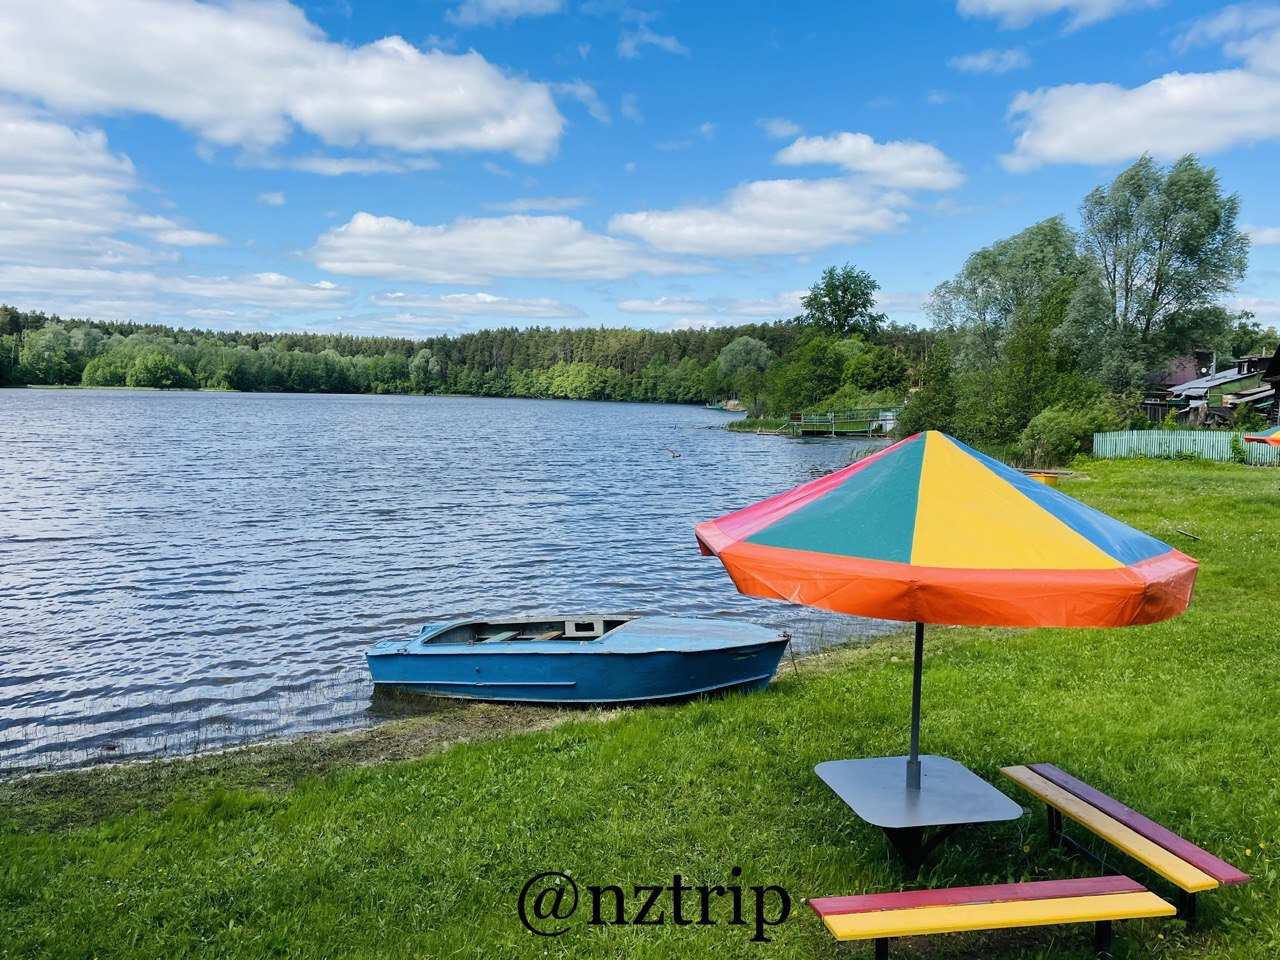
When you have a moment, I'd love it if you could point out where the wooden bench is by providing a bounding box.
[810,875,1173,958]
[1003,764,1250,921]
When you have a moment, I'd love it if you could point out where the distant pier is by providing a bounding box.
[787,407,899,438]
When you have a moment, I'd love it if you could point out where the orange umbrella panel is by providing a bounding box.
[696,431,1197,628]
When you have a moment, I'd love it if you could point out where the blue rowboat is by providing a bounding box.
[366,615,789,705]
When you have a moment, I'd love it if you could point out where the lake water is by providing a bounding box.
[0,390,893,774]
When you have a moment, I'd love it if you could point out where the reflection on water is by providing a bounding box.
[0,390,893,773]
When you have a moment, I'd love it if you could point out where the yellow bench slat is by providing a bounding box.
[1003,766,1218,893]
[823,891,1174,941]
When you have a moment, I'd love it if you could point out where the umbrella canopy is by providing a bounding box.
[1244,425,1280,446]
[696,430,1196,629]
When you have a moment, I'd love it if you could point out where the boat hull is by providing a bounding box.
[366,617,788,705]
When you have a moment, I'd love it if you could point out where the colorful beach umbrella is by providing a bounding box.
[696,430,1197,629]
[1244,425,1280,446]
[696,430,1197,790]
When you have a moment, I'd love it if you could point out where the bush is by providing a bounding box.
[81,354,129,387]
[126,351,197,390]
[1018,397,1123,466]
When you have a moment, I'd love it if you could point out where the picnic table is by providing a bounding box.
[816,755,1022,872]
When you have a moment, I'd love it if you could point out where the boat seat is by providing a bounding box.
[534,630,565,641]
[485,630,520,643]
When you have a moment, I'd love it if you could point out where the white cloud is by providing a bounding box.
[620,93,643,123]
[311,212,704,283]
[287,156,439,175]
[956,0,1158,29]
[0,103,219,267]
[618,25,690,59]
[0,0,564,163]
[758,117,802,139]
[553,79,610,123]
[774,132,965,190]
[1003,73,1280,170]
[697,122,716,140]
[258,191,287,206]
[483,196,588,212]
[618,290,807,322]
[609,177,912,257]
[1246,224,1280,245]
[368,291,584,318]
[0,265,352,321]
[618,297,714,315]
[948,48,1031,74]
[1003,8,1280,169]
[447,0,563,27]
[875,290,928,315]
[133,215,225,247]
[1231,295,1280,324]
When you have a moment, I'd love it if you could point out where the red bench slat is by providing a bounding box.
[809,876,1144,918]
[1028,763,1251,886]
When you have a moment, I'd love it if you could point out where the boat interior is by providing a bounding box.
[423,616,636,645]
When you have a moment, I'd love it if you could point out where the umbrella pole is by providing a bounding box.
[906,621,924,790]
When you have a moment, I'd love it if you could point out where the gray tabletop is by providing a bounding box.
[815,755,1025,830]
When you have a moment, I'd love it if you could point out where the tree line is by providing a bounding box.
[0,270,924,409]
[2,154,1273,464]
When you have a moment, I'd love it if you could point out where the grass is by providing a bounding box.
[2,458,1278,959]
[725,417,787,432]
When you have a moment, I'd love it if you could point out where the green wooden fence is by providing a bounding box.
[1092,430,1280,466]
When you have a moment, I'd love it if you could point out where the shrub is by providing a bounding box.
[1018,397,1123,466]
[126,351,197,390]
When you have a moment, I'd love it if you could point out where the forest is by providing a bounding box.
[2,155,1274,462]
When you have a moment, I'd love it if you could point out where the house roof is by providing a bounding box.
[1146,356,1198,387]
[1170,365,1259,398]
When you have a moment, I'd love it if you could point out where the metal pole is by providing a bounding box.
[906,621,924,790]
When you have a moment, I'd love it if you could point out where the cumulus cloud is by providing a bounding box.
[773,132,965,190]
[311,212,704,283]
[948,48,1031,74]
[617,24,689,59]
[258,191,287,206]
[0,0,564,162]
[1001,6,1280,169]
[447,0,563,27]
[617,297,714,315]
[956,0,1158,29]
[0,104,220,266]
[1246,224,1280,245]
[758,117,802,139]
[609,177,913,257]
[368,291,584,318]
[0,265,352,322]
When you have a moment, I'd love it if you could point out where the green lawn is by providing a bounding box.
[2,459,1277,959]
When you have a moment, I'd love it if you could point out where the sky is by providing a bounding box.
[2,0,1280,339]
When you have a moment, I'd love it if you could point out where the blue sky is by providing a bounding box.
[2,0,1279,337]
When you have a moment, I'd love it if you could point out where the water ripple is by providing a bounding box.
[0,390,893,774]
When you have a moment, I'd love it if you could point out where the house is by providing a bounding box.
[1166,355,1273,426]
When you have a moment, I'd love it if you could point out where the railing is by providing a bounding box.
[1092,430,1280,466]
[787,407,899,437]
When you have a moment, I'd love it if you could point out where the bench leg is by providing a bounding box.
[873,937,889,960]
[1176,890,1197,925]
[1046,807,1063,845]
[1094,920,1113,959]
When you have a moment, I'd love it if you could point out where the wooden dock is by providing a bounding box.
[788,407,899,438]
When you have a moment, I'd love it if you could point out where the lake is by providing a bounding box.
[0,390,893,774]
